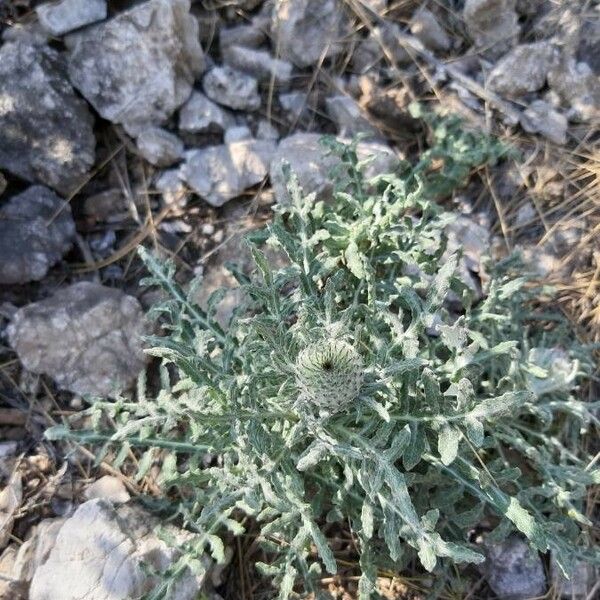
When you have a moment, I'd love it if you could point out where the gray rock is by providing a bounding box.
[155,169,188,208]
[0,40,95,195]
[29,499,210,600]
[325,95,379,138]
[84,476,130,504]
[0,173,6,197]
[278,91,310,121]
[549,57,600,122]
[256,119,279,140]
[0,186,75,285]
[551,556,595,598]
[202,66,261,111]
[179,91,234,134]
[135,127,184,167]
[224,126,253,144]
[463,0,520,56]
[181,139,276,207]
[487,42,558,97]
[484,535,546,600]
[67,0,204,136]
[222,45,292,84]
[410,8,451,52]
[36,0,106,36]
[270,133,399,204]
[521,100,568,145]
[219,23,266,51]
[272,0,350,68]
[8,283,146,397]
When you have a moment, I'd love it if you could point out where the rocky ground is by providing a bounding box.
[0,1,598,599]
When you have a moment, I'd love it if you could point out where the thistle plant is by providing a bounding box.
[49,113,599,598]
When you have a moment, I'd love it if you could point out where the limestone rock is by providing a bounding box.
[202,66,261,111]
[0,186,75,285]
[181,139,276,207]
[67,0,204,135]
[84,476,130,504]
[410,8,451,52]
[270,133,399,204]
[487,42,558,97]
[463,0,520,56]
[36,0,106,36]
[179,91,234,134]
[521,100,568,145]
[29,499,209,600]
[272,0,350,68]
[325,95,379,138]
[0,40,95,195]
[548,57,600,121]
[8,283,146,397]
[484,535,546,600]
[221,45,293,84]
[135,127,184,167]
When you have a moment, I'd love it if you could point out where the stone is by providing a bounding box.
[29,499,209,600]
[0,472,21,550]
[325,95,379,138]
[487,42,558,97]
[219,23,266,51]
[0,172,6,196]
[135,127,184,167]
[179,91,234,134]
[7,282,146,397]
[256,119,279,140]
[202,66,261,111]
[463,0,520,56]
[84,476,130,504]
[548,57,600,122]
[155,169,188,208]
[550,556,595,598]
[224,126,252,143]
[272,0,350,68]
[270,133,399,204]
[221,45,293,84]
[484,535,546,600]
[521,100,568,145]
[0,186,76,285]
[279,91,310,121]
[410,8,451,52]
[36,0,107,36]
[67,0,204,136]
[181,139,276,207]
[0,40,95,195]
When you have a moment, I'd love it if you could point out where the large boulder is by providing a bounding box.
[8,283,146,397]
[0,40,95,195]
[67,0,204,136]
[272,0,350,68]
[0,186,75,285]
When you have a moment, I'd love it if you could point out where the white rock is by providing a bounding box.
[487,42,558,97]
[0,186,76,285]
[325,95,379,138]
[221,45,293,84]
[484,535,546,600]
[8,282,146,397]
[202,66,261,111]
[521,100,568,145]
[181,139,276,207]
[135,127,184,167]
[410,8,451,52]
[272,0,350,68]
[179,91,234,134]
[36,0,106,36]
[270,133,399,204]
[67,0,205,135]
[29,499,209,600]
[463,0,520,56]
[84,476,130,504]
